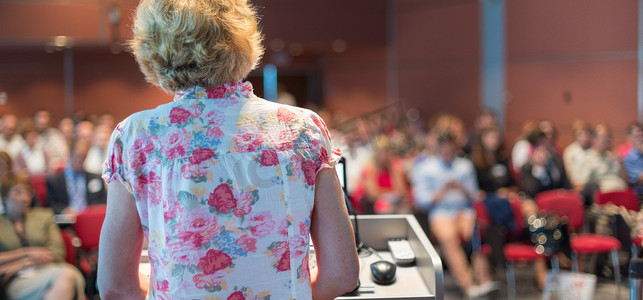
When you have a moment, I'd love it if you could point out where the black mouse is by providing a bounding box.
[370,260,396,285]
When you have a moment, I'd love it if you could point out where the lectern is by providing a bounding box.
[336,214,444,300]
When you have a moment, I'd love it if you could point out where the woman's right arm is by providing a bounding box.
[310,168,360,300]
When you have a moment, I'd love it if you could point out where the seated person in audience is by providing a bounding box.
[58,118,75,151]
[34,110,69,173]
[511,120,536,173]
[357,139,409,214]
[0,114,25,159]
[74,121,94,145]
[471,127,516,266]
[520,130,570,198]
[46,140,106,215]
[14,120,48,177]
[464,109,497,156]
[624,129,643,202]
[618,122,642,160]
[538,119,561,154]
[0,152,14,215]
[83,124,111,175]
[411,130,496,297]
[562,119,592,185]
[0,174,84,300]
[573,123,627,205]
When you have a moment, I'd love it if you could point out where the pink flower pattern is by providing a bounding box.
[102,82,339,299]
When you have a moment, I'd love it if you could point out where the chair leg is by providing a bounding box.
[633,243,638,259]
[506,261,516,298]
[551,254,560,275]
[571,251,579,272]
[611,249,621,298]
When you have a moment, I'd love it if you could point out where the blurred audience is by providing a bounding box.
[34,110,69,173]
[624,128,643,202]
[46,140,107,216]
[74,121,94,145]
[511,120,536,173]
[0,114,25,159]
[14,120,48,177]
[573,123,627,205]
[519,130,570,198]
[0,174,84,300]
[464,109,497,156]
[563,120,593,186]
[618,122,642,160]
[84,124,111,175]
[58,118,75,151]
[0,152,13,215]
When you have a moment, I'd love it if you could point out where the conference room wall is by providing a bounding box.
[505,0,637,148]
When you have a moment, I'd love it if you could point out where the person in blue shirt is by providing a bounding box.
[411,130,496,298]
[624,129,643,203]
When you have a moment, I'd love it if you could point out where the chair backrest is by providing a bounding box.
[29,175,48,207]
[535,189,584,231]
[73,204,107,251]
[594,189,639,212]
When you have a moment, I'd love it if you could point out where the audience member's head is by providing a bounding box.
[471,126,503,169]
[92,124,112,150]
[19,119,39,148]
[75,121,95,143]
[97,113,116,130]
[70,140,90,173]
[129,0,264,92]
[571,119,593,150]
[592,123,612,154]
[1,174,33,218]
[474,108,496,132]
[1,114,18,139]
[33,109,51,133]
[518,120,536,140]
[627,122,643,144]
[436,130,458,164]
[59,117,75,143]
[538,120,558,145]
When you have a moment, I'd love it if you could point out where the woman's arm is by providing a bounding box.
[310,168,360,300]
[97,181,146,300]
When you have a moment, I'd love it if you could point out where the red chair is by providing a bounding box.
[29,174,48,207]
[72,204,106,298]
[60,229,77,265]
[594,189,639,212]
[536,190,622,285]
[595,189,640,256]
[73,204,107,252]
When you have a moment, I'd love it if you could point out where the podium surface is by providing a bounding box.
[336,214,443,300]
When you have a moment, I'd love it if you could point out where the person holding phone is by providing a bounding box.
[411,130,495,298]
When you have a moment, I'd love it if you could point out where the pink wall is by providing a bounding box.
[396,0,481,128]
[0,0,639,149]
[505,0,638,148]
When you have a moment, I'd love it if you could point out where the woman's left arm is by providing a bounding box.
[97,181,146,300]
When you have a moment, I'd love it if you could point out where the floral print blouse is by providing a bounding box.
[103,81,340,300]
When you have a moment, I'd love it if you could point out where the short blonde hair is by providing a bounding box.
[129,0,264,92]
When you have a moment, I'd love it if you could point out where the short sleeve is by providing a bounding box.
[309,112,341,171]
[102,121,133,193]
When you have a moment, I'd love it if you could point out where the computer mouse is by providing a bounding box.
[370,260,396,285]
